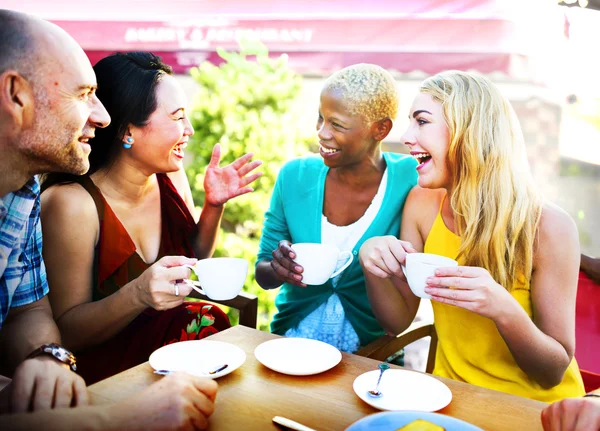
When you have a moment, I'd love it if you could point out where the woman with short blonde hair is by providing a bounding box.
[255,64,417,353]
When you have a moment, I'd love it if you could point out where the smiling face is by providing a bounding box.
[128,74,194,174]
[19,23,110,175]
[402,92,452,190]
[317,88,378,169]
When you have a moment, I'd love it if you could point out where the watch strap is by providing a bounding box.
[26,343,77,372]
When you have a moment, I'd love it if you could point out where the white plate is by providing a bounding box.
[353,369,452,411]
[254,337,342,376]
[149,340,246,379]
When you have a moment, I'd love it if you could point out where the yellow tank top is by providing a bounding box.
[424,206,585,402]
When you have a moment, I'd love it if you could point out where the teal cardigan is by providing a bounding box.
[256,152,418,346]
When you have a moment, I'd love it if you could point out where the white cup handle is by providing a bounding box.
[182,264,206,296]
[330,251,354,278]
[401,264,407,278]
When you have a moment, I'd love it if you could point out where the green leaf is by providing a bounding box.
[186,318,199,334]
[201,314,215,326]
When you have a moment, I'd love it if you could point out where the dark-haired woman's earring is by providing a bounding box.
[123,137,134,149]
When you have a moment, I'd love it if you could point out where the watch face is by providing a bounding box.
[42,344,77,371]
[52,348,68,361]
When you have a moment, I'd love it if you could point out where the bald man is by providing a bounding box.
[0,8,110,412]
[0,10,217,430]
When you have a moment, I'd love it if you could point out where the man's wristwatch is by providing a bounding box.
[26,343,77,372]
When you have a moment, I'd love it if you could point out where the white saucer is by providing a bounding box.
[254,337,342,376]
[353,369,452,411]
[149,340,246,379]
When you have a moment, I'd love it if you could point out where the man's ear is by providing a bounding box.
[0,70,34,129]
[372,117,393,142]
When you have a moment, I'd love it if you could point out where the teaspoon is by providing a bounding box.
[154,363,228,376]
[367,363,389,398]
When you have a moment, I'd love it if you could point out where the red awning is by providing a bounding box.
[1,0,554,79]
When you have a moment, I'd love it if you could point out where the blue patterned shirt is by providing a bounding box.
[0,177,48,329]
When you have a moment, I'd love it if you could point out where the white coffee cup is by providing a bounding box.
[401,253,458,299]
[291,243,354,286]
[184,257,248,300]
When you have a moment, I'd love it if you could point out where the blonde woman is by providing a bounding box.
[359,70,585,402]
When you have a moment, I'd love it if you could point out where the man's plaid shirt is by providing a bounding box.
[0,177,48,329]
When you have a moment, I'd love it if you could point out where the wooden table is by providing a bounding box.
[89,325,547,430]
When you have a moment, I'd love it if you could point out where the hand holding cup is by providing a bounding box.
[270,240,307,287]
[290,243,353,285]
[184,258,248,300]
[359,236,416,279]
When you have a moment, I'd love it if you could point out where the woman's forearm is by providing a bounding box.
[495,303,572,389]
[193,203,225,259]
[255,260,284,290]
[363,271,417,335]
[56,283,146,352]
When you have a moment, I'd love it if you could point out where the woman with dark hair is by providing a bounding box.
[40,52,262,383]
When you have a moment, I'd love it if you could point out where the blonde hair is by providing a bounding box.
[420,70,542,290]
[322,63,398,122]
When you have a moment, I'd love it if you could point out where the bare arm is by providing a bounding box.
[0,296,88,413]
[167,168,198,221]
[41,185,195,352]
[362,270,420,336]
[426,204,580,388]
[167,168,224,259]
[360,187,431,335]
[498,205,580,388]
[0,373,218,431]
[194,203,225,260]
[169,146,262,260]
[0,296,61,373]
[0,404,114,431]
[41,185,146,350]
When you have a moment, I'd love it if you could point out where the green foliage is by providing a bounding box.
[186,41,312,331]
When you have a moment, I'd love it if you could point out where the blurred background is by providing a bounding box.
[2,0,599,334]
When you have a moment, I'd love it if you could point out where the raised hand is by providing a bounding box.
[424,266,516,321]
[204,143,263,206]
[359,236,416,279]
[271,240,306,287]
